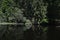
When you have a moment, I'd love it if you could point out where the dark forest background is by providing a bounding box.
[0,0,60,40]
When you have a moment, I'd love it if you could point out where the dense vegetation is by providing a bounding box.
[0,0,60,40]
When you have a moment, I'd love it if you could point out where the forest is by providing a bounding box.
[0,0,60,40]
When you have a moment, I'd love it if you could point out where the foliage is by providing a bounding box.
[0,0,49,40]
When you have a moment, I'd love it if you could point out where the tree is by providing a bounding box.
[46,0,60,40]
